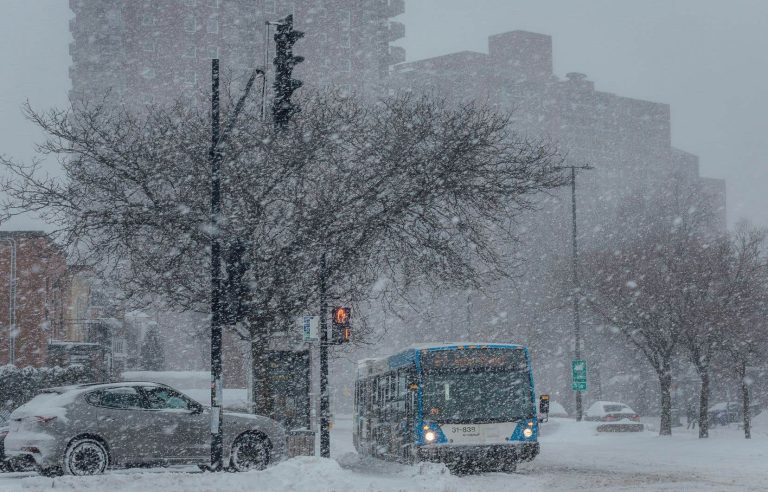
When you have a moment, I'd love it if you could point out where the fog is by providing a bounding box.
[0,0,766,229]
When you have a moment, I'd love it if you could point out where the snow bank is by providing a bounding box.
[0,457,470,492]
[751,409,768,437]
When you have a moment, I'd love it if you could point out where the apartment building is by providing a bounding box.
[68,0,406,107]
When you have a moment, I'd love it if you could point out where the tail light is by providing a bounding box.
[34,416,57,424]
[630,415,640,422]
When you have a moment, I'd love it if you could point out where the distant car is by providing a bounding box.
[708,401,740,426]
[5,382,287,476]
[585,401,644,432]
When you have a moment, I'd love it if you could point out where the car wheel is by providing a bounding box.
[63,438,109,476]
[230,433,270,472]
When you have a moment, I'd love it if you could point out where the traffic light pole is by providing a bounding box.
[318,254,330,458]
[209,58,225,471]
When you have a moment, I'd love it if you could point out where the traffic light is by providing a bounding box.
[331,306,351,344]
[272,14,304,128]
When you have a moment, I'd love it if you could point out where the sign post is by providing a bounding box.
[572,359,588,392]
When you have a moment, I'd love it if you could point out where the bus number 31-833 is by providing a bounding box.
[453,426,477,433]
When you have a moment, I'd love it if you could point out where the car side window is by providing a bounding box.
[142,386,194,411]
[87,387,146,410]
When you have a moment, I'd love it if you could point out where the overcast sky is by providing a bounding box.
[1,0,766,229]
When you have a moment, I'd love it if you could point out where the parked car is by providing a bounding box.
[0,412,9,472]
[708,401,740,426]
[585,401,644,432]
[5,382,287,476]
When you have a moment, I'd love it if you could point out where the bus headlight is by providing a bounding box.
[523,427,533,438]
[424,431,436,442]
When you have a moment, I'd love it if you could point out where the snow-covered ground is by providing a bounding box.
[2,413,766,491]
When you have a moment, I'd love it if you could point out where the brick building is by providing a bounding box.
[0,232,68,367]
[68,0,405,107]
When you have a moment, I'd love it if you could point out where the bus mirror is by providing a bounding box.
[539,395,550,415]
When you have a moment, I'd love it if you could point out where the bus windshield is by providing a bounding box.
[420,348,533,423]
[423,368,532,423]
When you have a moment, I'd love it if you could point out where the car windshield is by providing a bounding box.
[423,369,532,423]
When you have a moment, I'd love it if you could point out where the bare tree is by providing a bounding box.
[579,176,721,436]
[1,90,565,415]
[716,225,768,439]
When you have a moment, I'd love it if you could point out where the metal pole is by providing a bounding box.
[262,22,272,121]
[570,166,583,422]
[319,253,330,458]
[1,238,16,366]
[209,58,224,471]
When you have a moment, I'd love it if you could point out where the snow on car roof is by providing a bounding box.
[404,342,525,351]
[37,381,165,397]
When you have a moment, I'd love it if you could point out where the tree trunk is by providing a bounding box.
[739,361,751,439]
[658,358,673,436]
[697,368,710,438]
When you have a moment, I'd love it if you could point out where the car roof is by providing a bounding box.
[41,381,166,396]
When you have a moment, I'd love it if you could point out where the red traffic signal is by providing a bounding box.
[331,306,351,344]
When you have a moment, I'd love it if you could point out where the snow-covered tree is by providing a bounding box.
[1,89,565,415]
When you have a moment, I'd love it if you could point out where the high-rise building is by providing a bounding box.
[68,0,406,107]
[388,30,726,234]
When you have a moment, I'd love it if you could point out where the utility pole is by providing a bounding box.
[209,58,224,471]
[557,164,592,422]
[318,253,330,457]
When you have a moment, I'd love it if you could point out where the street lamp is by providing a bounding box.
[555,164,593,422]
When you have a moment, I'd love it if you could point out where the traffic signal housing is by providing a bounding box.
[331,306,351,344]
[272,14,304,128]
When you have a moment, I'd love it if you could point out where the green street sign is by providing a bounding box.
[572,359,587,391]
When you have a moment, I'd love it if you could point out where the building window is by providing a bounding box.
[112,338,125,355]
[340,31,351,48]
[185,0,197,6]
[183,70,197,86]
[140,40,156,52]
[141,67,156,79]
[183,44,197,59]
[264,0,276,15]
[340,11,351,47]
[340,58,351,72]
[141,14,155,26]
[340,11,351,29]
[184,15,196,32]
[208,45,220,59]
[207,15,219,34]
[209,0,220,8]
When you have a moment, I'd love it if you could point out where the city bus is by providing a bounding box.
[353,343,540,473]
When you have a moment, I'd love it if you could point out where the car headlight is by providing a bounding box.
[424,430,436,442]
[523,427,533,438]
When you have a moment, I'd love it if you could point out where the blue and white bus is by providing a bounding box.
[353,343,540,473]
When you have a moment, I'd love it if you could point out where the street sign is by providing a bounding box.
[300,315,319,342]
[572,359,587,391]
